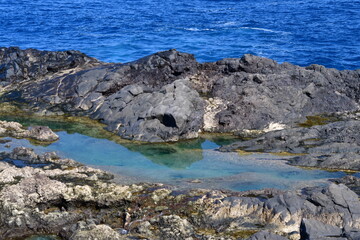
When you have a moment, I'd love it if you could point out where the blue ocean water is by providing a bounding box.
[0,0,359,69]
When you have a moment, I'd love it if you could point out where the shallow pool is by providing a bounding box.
[0,113,348,191]
[0,128,347,191]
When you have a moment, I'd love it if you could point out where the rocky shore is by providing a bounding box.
[1,47,360,142]
[0,120,359,240]
[1,47,360,239]
[219,113,360,171]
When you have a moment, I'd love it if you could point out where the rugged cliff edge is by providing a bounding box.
[1,47,360,142]
[0,120,359,240]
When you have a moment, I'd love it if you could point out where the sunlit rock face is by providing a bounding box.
[0,120,58,142]
[1,48,360,142]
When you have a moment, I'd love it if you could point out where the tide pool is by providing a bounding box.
[0,114,347,191]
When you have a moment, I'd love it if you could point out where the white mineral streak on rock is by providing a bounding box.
[263,122,287,132]
[203,97,228,132]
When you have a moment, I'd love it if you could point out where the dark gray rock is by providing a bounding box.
[2,47,360,142]
[220,120,360,170]
[0,46,99,84]
[4,49,202,142]
[300,219,343,240]
[332,176,360,196]
[93,79,204,142]
[204,55,360,132]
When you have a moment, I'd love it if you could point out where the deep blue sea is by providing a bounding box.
[0,0,359,69]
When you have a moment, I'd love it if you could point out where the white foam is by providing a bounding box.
[223,21,237,26]
[184,28,212,32]
[240,27,289,34]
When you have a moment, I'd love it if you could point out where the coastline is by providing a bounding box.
[1,47,360,239]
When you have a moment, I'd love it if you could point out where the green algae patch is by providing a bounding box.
[196,228,258,239]
[270,152,307,157]
[0,102,134,145]
[298,115,339,128]
[27,138,58,147]
[228,229,259,239]
[296,165,359,174]
[236,149,253,156]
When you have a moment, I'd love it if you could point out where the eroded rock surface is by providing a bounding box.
[0,146,359,239]
[220,119,360,171]
[1,47,360,142]
[0,46,100,84]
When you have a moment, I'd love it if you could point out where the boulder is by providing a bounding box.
[300,219,343,240]
[93,79,204,142]
[27,126,59,142]
[0,120,59,142]
[71,224,124,240]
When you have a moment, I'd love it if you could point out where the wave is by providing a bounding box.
[184,28,213,32]
[223,21,237,26]
[240,27,289,34]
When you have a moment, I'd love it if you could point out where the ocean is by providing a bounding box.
[0,0,359,70]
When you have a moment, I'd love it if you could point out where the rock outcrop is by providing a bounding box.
[0,46,100,84]
[0,120,59,142]
[220,119,360,171]
[1,47,360,142]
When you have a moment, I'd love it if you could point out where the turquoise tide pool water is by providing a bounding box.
[25,236,59,240]
[0,0,359,69]
[1,128,346,191]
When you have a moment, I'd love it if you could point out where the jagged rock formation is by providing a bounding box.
[0,46,100,84]
[1,47,360,142]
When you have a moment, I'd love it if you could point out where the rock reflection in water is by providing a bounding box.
[25,235,60,240]
[122,138,205,169]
